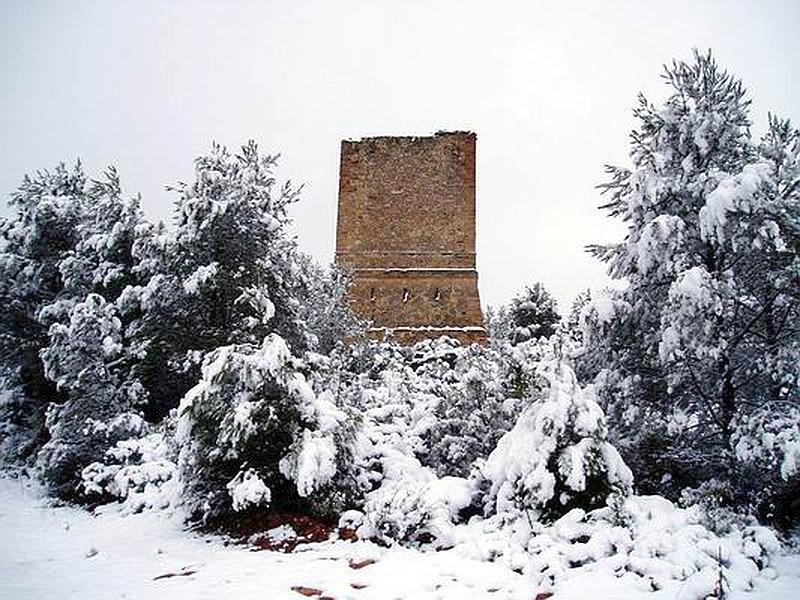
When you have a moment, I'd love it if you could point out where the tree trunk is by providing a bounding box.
[719,354,737,479]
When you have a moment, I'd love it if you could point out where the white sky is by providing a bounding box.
[2,0,799,312]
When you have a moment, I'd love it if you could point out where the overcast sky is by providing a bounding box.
[2,0,799,312]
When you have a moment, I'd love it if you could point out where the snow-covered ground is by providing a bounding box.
[2,476,799,600]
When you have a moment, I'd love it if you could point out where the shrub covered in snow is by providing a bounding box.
[414,340,525,478]
[37,406,147,499]
[81,425,177,513]
[458,493,783,596]
[175,334,363,522]
[479,357,633,522]
[312,337,632,544]
[357,473,475,547]
[317,337,532,483]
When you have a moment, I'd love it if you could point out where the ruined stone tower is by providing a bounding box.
[335,131,486,344]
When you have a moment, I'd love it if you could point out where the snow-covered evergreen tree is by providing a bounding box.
[37,294,146,497]
[566,289,591,343]
[0,160,177,495]
[296,256,365,354]
[56,167,144,303]
[506,283,561,345]
[32,169,151,497]
[123,142,313,422]
[113,218,181,422]
[581,51,799,516]
[487,283,561,347]
[172,141,308,349]
[0,163,86,462]
[485,305,512,347]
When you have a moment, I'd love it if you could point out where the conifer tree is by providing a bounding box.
[492,282,561,344]
[35,170,150,495]
[122,142,312,420]
[0,164,87,461]
[582,51,799,515]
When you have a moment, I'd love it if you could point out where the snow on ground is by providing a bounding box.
[0,477,529,600]
[2,476,799,600]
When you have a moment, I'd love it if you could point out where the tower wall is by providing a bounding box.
[335,131,486,344]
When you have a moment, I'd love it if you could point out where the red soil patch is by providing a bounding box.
[338,527,358,541]
[291,586,323,596]
[225,511,334,553]
[348,558,377,570]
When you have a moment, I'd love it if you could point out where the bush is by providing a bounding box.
[81,422,178,513]
[479,355,633,522]
[175,334,364,523]
[359,475,475,547]
[418,341,522,477]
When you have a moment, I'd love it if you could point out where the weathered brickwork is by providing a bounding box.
[335,131,486,344]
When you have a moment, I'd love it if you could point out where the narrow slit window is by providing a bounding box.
[370,287,376,302]
[402,288,409,303]
[433,288,441,302]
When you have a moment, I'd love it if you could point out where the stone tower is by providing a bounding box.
[335,131,486,344]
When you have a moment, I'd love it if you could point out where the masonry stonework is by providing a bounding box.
[335,131,486,344]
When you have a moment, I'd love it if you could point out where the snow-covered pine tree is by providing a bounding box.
[37,294,147,497]
[506,283,561,345]
[296,255,366,355]
[34,169,152,497]
[56,167,144,303]
[486,282,561,403]
[484,304,512,347]
[0,163,87,462]
[114,217,181,422]
[566,289,591,343]
[125,142,312,422]
[582,51,799,517]
[172,141,308,350]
